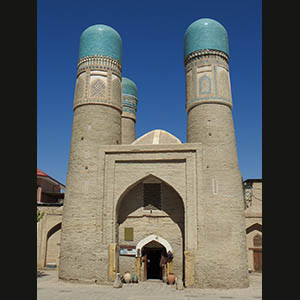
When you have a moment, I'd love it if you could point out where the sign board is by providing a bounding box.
[120,246,136,256]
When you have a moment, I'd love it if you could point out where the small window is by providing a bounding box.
[253,234,262,247]
[143,183,161,210]
[124,227,134,241]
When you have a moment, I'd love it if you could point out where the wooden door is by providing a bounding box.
[253,248,262,272]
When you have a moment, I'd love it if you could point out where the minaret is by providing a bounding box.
[59,24,122,282]
[121,77,138,144]
[184,18,249,288]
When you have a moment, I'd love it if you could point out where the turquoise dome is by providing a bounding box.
[184,18,229,58]
[78,24,122,63]
[122,77,137,98]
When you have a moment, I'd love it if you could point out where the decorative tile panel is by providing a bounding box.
[90,78,106,98]
[73,55,122,112]
[185,50,232,112]
[122,94,137,121]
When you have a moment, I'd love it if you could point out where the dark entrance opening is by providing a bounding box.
[146,249,163,279]
[142,240,167,280]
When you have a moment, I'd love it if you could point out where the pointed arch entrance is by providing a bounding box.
[136,234,172,255]
[136,235,172,280]
[115,174,184,281]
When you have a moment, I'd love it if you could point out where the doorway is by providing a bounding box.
[146,249,163,279]
[142,240,167,280]
[253,248,262,272]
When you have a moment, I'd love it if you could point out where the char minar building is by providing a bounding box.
[59,18,249,288]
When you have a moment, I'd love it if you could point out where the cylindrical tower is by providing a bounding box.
[59,24,122,282]
[121,77,138,144]
[184,18,233,147]
[184,18,249,288]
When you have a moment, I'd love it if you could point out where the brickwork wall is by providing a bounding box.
[59,55,122,283]
[245,181,262,271]
[117,180,184,278]
[37,177,61,203]
[46,228,61,266]
[37,178,60,193]
[37,206,63,268]
[185,52,249,288]
[121,117,135,144]
[58,45,250,287]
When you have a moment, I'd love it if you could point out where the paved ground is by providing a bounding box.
[37,269,262,300]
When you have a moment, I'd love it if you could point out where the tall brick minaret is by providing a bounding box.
[59,24,122,282]
[121,77,138,144]
[184,18,249,288]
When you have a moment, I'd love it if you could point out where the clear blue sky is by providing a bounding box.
[37,0,262,185]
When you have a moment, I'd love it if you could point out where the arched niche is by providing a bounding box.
[115,174,185,280]
[116,174,185,226]
[45,222,62,268]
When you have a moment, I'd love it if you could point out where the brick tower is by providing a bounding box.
[59,24,122,282]
[121,77,138,144]
[184,18,249,288]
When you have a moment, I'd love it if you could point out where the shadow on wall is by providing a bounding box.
[116,174,185,236]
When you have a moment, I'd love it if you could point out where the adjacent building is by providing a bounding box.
[37,168,64,268]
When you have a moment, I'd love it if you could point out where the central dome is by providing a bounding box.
[78,24,122,63]
[132,129,182,145]
[184,18,229,59]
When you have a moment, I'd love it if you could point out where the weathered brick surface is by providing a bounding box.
[118,181,184,278]
[59,50,249,288]
[121,116,136,144]
[37,206,63,268]
[60,140,249,288]
[59,62,121,283]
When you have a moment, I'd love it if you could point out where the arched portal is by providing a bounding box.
[115,174,184,281]
[137,235,172,280]
[44,222,61,268]
[246,223,262,273]
[136,234,172,256]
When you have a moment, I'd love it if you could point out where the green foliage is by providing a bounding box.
[37,208,45,223]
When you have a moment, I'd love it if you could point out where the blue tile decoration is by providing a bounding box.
[122,78,138,115]
[122,77,138,98]
[213,65,218,95]
[199,75,211,94]
[122,107,136,114]
[78,24,122,63]
[184,18,229,59]
[91,79,106,98]
[186,59,232,113]
[122,99,136,108]
[122,95,137,114]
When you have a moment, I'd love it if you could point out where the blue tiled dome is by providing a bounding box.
[78,24,122,63]
[122,77,137,98]
[184,18,229,59]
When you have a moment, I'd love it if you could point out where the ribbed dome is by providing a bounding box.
[78,24,122,63]
[122,77,137,98]
[184,18,229,58]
